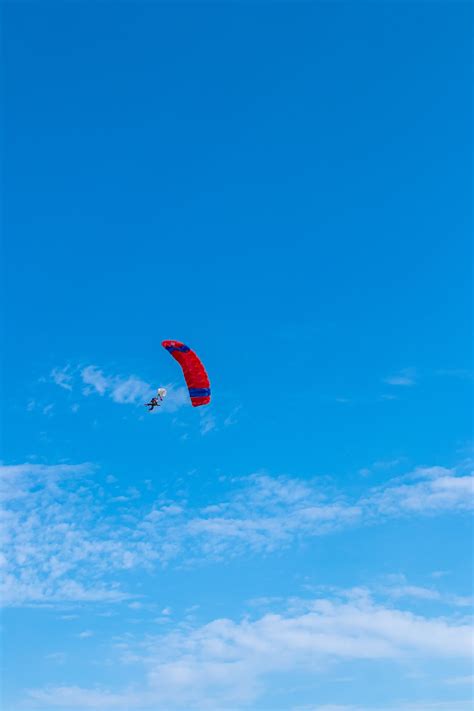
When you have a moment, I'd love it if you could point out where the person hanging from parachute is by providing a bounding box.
[145,397,159,411]
[145,387,167,411]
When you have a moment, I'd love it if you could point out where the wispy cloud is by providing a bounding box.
[2,463,472,607]
[362,467,474,515]
[199,409,216,435]
[81,366,155,405]
[81,365,111,396]
[51,366,74,391]
[180,466,473,560]
[384,376,415,386]
[78,630,94,639]
[0,463,139,606]
[223,405,242,427]
[49,363,189,412]
[81,366,188,412]
[358,459,404,478]
[378,574,472,608]
[383,368,416,386]
[26,589,473,709]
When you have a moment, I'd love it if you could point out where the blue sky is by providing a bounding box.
[2,2,473,710]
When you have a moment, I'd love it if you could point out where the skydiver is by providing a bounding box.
[145,397,160,411]
[145,388,167,411]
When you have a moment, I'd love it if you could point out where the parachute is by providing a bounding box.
[162,340,211,407]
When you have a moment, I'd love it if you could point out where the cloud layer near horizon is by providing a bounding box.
[25,587,473,709]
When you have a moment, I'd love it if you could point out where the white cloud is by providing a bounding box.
[48,362,192,418]
[364,467,474,515]
[224,405,242,427]
[180,467,473,560]
[0,463,141,606]
[110,376,150,405]
[80,365,188,412]
[161,385,190,412]
[384,369,416,386]
[2,463,472,607]
[51,366,74,391]
[78,630,94,639]
[81,366,112,396]
[385,583,441,602]
[0,462,93,501]
[384,376,414,386]
[199,409,216,435]
[378,574,473,607]
[180,473,362,559]
[80,365,153,405]
[27,591,473,709]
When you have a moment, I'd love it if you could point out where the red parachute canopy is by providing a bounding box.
[162,340,211,407]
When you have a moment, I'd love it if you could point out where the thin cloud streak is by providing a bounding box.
[383,368,416,387]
